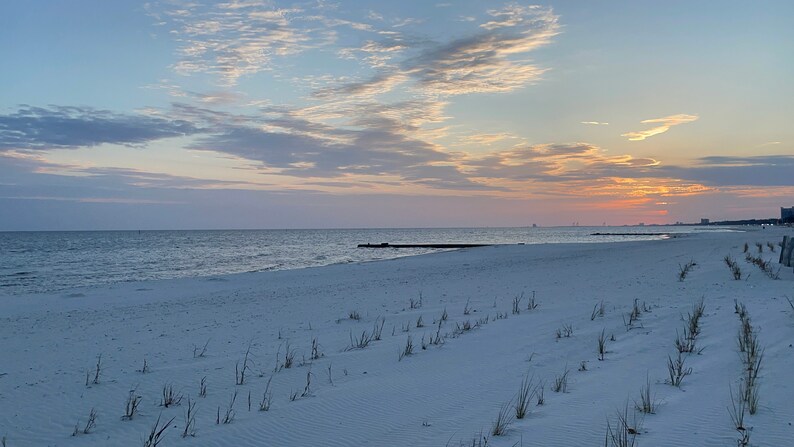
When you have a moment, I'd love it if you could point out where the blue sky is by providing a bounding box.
[1,1,792,230]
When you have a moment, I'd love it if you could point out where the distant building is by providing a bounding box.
[700,218,710,225]
[782,206,794,223]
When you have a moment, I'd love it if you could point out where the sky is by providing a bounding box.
[1,0,793,230]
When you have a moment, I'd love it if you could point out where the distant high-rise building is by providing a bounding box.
[782,206,794,222]
[700,218,710,225]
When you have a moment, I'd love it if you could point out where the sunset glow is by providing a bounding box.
[1,1,792,229]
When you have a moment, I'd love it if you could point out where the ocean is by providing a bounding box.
[0,226,721,295]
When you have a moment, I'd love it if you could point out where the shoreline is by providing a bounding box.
[2,228,792,446]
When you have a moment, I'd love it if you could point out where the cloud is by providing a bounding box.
[0,106,198,151]
[460,133,516,145]
[581,121,609,126]
[658,155,794,187]
[160,3,322,85]
[621,114,698,141]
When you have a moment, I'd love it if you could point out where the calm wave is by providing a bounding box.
[0,226,722,295]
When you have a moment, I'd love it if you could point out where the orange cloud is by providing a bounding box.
[621,114,698,141]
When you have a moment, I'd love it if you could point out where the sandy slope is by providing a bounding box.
[1,228,793,446]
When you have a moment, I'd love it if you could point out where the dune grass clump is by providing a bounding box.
[161,383,183,408]
[398,336,414,361]
[310,337,323,360]
[745,253,781,279]
[142,414,175,447]
[193,339,209,358]
[85,354,102,387]
[72,408,98,436]
[526,291,539,310]
[236,344,253,384]
[674,328,697,353]
[514,374,537,419]
[217,391,237,424]
[734,304,764,415]
[182,398,197,438]
[552,369,570,393]
[347,329,372,350]
[591,300,605,320]
[491,402,514,436]
[678,260,697,281]
[597,329,608,361]
[666,353,692,387]
[622,299,645,331]
[122,390,142,420]
[635,377,657,414]
[512,293,523,315]
[556,323,573,339]
[348,310,361,321]
[259,376,273,411]
[724,255,742,280]
[372,317,385,341]
[604,404,640,447]
[199,376,207,398]
[728,383,748,431]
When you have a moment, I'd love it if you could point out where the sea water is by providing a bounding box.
[0,226,721,295]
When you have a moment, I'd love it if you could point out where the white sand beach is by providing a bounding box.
[1,228,793,446]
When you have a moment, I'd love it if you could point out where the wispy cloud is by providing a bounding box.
[159,2,359,86]
[581,121,609,126]
[621,114,698,141]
